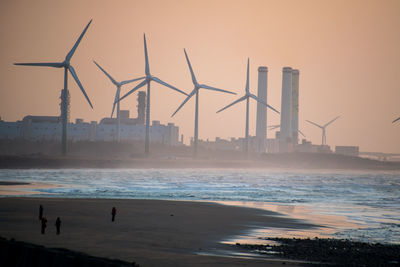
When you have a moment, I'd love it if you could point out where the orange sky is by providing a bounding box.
[1,0,400,153]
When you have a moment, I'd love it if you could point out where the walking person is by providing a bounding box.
[55,217,61,235]
[39,204,43,220]
[111,207,117,222]
[41,217,47,234]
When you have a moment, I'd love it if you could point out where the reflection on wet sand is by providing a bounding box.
[217,201,363,245]
[0,181,61,195]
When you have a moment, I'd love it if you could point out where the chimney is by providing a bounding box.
[256,66,268,153]
[137,91,146,124]
[291,69,300,145]
[280,67,292,152]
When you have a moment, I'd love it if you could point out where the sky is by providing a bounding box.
[1,0,399,153]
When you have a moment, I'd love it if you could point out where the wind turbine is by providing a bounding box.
[306,116,340,146]
[117,34,188,156]
[14,20,93,156]
[171,49,236,157]
[393,117,400,123]
[93,61,145,142]
[216,59,279,154]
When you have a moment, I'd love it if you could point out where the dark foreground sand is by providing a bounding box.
[0,198,318,266]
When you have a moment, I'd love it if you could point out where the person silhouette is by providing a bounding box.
[39,205,43,220]
[41,217,47,234]
[55,217,61,235]
[111,207,117,222]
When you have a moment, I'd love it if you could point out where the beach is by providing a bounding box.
[0,197,316,266]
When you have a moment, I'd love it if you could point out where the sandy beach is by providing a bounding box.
[0,197,318,266]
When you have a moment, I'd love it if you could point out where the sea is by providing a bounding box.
[1,168,399,244]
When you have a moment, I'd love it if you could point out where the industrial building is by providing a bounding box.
[0,91,180,146]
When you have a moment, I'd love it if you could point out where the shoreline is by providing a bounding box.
[0,197,319,266]
[1,153,400,170]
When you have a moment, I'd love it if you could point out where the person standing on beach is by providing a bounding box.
[111,207,117,222]
[55,217,61,235]
[41,217,47,234]
[39,205,43,220]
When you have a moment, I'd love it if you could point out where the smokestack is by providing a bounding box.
[256,66,268,153]
[137,91,146,125]
[280,67,292,152]
[291,69,299,145]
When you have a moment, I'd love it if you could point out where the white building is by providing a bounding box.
[0,115,179,146]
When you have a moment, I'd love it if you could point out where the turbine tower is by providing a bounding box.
[171,49,236,158]
[306,116,340,146]
[216,59,279,154]
[117,34,188,156]
[15,20,94,156]
[393,117,400,123]
[93,61,145,142]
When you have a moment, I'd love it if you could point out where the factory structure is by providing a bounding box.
[197,66,359,157]
[1,66,359,156]
[0,91,180,146]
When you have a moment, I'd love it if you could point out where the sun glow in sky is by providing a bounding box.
[1,0,400,153]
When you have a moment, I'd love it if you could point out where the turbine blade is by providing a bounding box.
[93,61,118,85]
[199,84,236,95]
[118,79,147,102]
[111,87,120,118]
[216,95,247,113]
[184,48,197,85]
[66,19,92,62]
[249,94,280,114]
[68,65,93,109]
[111,99,117,118]
[306,120,323,129]
[144,34,150,76]
[152,76,188,96]
[393,117,400,123]
[298,130,306,137]
[120,77,145,85]
[324,115,340,128]
[14,62,64,68]
[245,58,250,93]
[171,89,196,117]
[268,124,280,130]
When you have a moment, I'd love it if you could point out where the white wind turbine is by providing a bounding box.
[171,49,236,157]
[117,34,188,156]
[14,20,93,155]
[93,61,145,142]
[306,116,340,146]
[217,59,280,154]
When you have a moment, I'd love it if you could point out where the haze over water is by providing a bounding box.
[1,168,399,244]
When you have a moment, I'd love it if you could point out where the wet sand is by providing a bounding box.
[0,182,60,195]
[0,197,318,266]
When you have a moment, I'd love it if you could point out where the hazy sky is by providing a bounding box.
[1,0,400,153]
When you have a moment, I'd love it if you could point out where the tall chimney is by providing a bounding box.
[256,66,268,153]
[291,69,300,145]
[137,91,146,124]
[280,67,292,152]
